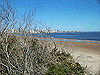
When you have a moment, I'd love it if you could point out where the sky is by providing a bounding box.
[1,0,100,31]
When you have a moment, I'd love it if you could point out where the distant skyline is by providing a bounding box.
[1,0,100,31]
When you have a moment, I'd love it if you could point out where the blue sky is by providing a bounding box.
[2,0,100,31]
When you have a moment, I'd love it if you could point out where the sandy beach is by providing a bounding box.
[56,40,100,74]
[40,38,100,74]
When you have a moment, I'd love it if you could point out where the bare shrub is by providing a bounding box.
[0,0,90,75]
[0,0,57,74]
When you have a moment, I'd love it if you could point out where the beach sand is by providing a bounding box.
[40,38,100,74]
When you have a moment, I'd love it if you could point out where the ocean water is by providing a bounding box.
[49,32,100,41]
[17,32,100,41]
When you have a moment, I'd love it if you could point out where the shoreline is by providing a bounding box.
[37,37,100,44]
[13,32,100,43]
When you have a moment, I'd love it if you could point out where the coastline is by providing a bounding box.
[37,37,100,44]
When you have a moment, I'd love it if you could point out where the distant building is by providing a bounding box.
[57,30,60,33]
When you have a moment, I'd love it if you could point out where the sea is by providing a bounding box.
[16,32,100,43]
[49,32,100,41]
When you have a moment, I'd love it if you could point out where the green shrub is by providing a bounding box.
[45,61,85,75]
[45,51,85,75]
